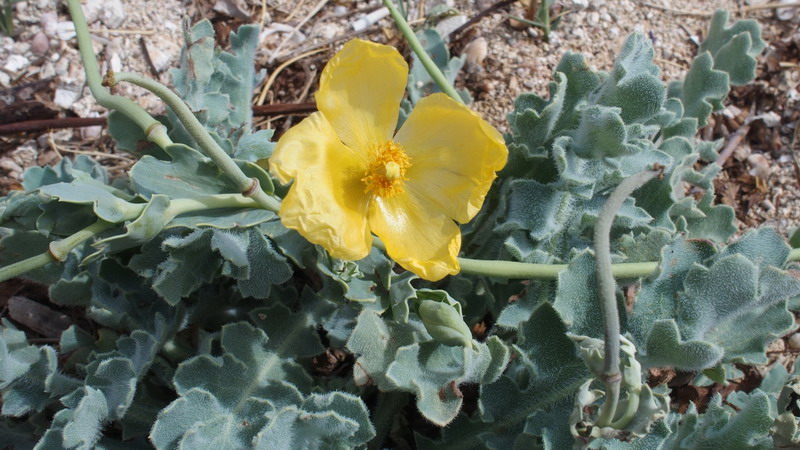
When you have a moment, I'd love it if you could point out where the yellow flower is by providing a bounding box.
[269,39,507,281]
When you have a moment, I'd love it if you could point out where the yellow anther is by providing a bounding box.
[362,141,411,197]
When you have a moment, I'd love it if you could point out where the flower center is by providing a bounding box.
[362,141,411,197]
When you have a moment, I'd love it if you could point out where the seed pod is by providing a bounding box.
[417,299,473,347]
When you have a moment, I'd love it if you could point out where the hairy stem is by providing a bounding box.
[382,0,464,104]
[66,0,172,149]
[0,194,261,282]
[110,71,281,213]
[594,168,661,428]
[459,258,659,280]
[0,220,114,283]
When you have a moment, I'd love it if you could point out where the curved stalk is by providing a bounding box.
[459,258,660,280]
[0,194,261,283]
[0,220,114,283]
[382,0,464,104]
[110,71,281,214]
[593,168,661,428]
[66,0,172,149]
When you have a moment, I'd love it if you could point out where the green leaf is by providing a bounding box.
[407,29,469,106]
[0,231,62,284]
[594,33,665,123]
[151,322,336,448]
[553,251,605,338]
[0,320,59,416]
[699,10,765,85]
[106,111,168,159]
[88,195,172,259]
[672,52,730,127]
[424,302,587,448]
[170,21,263,148]
[130,144,273,200]
[252,392,375,449]
[663,391,775,448]
[630,232,800,370]
[39,182,141,224]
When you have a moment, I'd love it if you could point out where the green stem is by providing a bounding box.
[368,391,408,450]
[459,258,659,280]
[594,168,660,428]
[382,0,464,104]
[66,0,172,149]
[168,194,260,216]
[111,71,281,214]
[0,220,114,283]
[0,194,260,283]
[610,385,641,429]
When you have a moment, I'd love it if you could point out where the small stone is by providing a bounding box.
[54,84,83,109]
[12,42,30,54]
[748,153,771,178]
[4,54,29,73]
[56,21,76,40]
[588,12,600,24]
[143,43,172,73]
[315,23,341,40]
[733,142,751,161]
[776,0,797,20]
[213,0,251,21]
[41,12,58,36]
[463,37,488,66]
[788,333,800,350]
[109,53,122,73]
[0,158,23,175]
[85,0,125,28]
[31,32,49,55]
[435,15,467,37]
[768,338,786,353]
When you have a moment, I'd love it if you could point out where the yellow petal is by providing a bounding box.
[368,192,461,281]
[395,93,508,223]
[270,112,372,260]
[316,39,408,154]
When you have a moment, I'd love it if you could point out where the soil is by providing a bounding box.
[1,0,799,421]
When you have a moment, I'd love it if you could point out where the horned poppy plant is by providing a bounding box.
[269,39,507,281]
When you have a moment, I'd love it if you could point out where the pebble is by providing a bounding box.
[789,333,800,350]
[212,0,251,21]
[80,113,103,140]
[55,21,76,40]
[463,37,488,66]
[54,84,83,109]
[435,15,467,37]
[768,338,786,353]
[84,0,125,28]
[4,54,28,73]
[31,32,49,55]
[748,153,771,178]
[315,23,341,40]
[41,11,58,36]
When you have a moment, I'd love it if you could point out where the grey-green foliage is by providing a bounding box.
[400,28,470,125]
[406,29,469,105]
[0,8,794,450]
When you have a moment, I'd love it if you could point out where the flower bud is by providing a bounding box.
[417,299,473,347]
